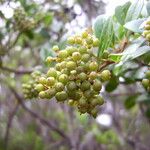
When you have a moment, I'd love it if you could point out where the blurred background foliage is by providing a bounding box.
[0,0,150,150]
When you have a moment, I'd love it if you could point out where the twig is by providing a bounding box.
[8,86,72,148]
[135,60,150,67]
[99,60,115,71]
[8,32,22,50]
[0,66,33,75]
[109,92,144,97]
[4,104,19,150]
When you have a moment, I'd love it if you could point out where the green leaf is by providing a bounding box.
[40,45,55,61]
[0,10,5,18]
[93,15,115,57]
[123,46,150,61]
[115,1,131,25]
[137,94,150,103]
[109,53,122,62]
[146,1,150,15]
[125,0,144,22]
[145,108,150,118]
[43,13,53,26]
[40,28,50,38]
[113,23,126,40]
[105,76,119,92]
[93,15,108,39]
[124,95,139,109]
[124,18,146,33]
[24,30,34,39]
[121,37,146,61]
[130,46,150,59]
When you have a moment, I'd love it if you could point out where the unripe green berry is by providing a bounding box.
[89,61,98,71]
[70,70,77,75]
[67,81,77,91]
[67,37,75,45]
[142,79,149,88]
[93,80,102,91]
[55,63,62,71]
[95,95,104,105]
[45,88,56,99]
[52,45,59,51]
[89,71,97,80]
[146,20,150,25]
[55,82,65,92]
[66,61,77,70]
[93,38,100,47]
[46,77,56,86]
[76,66,84,73]
[61,69,69,75]
[72,52,81,61]
[100,70,111,81]
[81,81,91,91]
[59,61,66,69]
[46,56,53,64]
[75,37,82,44]
[79,107,88,114]
[145,25,150,30]
[68,99,74,106]
[47,68,57,78]
[90,108,98,118]
[86,36,93,45]
[79,97,87,107]
[69,74,76,80]
[58,50,68,59]
[39,91,46,99]
[67,91,76,99]
[66,46,77,55]
[35,84,44,92]
[79,46,87,54]
[39,77,47,85]
[74,91,82,100]
[102,51,109,59]
[82,30,88,38]
[78,72,87,81]
[84,90,94,99]
[84,63,91,72]
[58,74,69,85]
[143,30,150,36]
[146,34,150,40]
[146,71,150,79]
[81,54,90,62]
[55,91,68,101]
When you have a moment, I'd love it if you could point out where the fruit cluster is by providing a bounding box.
[35,30,111,118]
[142,70,150,92]
[22,71,41,99]
[143,19,150,42]
[14,7,36,32]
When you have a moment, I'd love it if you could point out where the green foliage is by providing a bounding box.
[93,16,116,57]
[125,0,144,22]
[9,131,45,150]
[1,0,150,149]
[115,1,131,25]
[124,18,146,33]
[124,95,139,109]
[147,1,150,15]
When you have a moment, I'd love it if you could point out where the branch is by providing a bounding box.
[109,92,144,97]
[4,104,19,150]
[99,60,115,72]
[8,32,22,50]
[135,60,150,67]
[8,86,72,148]
[0,66,33,75]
